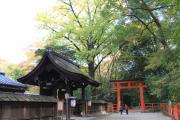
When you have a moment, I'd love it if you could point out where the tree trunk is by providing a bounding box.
[87,42,95,79]
[88,61,95,79]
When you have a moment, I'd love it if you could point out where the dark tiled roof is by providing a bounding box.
[0,72,26,92]
[18,50,99,87]
[0,92,57,102]
[50,52,99,86]
[50,52,82,75]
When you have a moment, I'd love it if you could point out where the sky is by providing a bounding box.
[0,0,56,64]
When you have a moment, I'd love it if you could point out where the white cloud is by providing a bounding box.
[0,0,56,63]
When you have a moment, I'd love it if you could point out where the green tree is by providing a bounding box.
[37,0,114,79]
[105,0,180,102]
[35,0,180,102]
[106,0,179,48]
[145,45,180,102]
[6,65,25,80]
[0,60,25,80]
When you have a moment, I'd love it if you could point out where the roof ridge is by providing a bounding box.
[47,49,80,67]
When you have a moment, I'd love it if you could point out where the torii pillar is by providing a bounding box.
[139,82,145,112]
[117,83,121,111]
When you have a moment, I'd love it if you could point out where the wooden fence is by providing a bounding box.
[144,103,160,112]
[0,102,57,120]
[0,92,57,120]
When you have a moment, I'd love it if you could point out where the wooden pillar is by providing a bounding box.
[81,87,85,101]
[70,90,73,96]
[52,87,57,98]
[39,79,45,96]
[40,86,44,95]
[139,82,145,112]
[117,83,121,112]
[81,87,86,116]
[65,80,71,120]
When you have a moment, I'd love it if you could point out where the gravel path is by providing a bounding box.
[64,112,171,120]
[90,112,172,120]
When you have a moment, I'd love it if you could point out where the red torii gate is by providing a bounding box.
[110,80,147,112]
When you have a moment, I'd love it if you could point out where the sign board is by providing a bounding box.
[65,93,70,99]
[70,99,76,107]
[58,101,64,111]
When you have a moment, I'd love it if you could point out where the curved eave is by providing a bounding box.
[17,54,47,85]
[18,51,99,87]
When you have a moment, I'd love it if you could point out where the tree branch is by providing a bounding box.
[46,24,58,33]
[60,0,82,27]
[93,39,112,60]
[64,34,81,51]
[60,1,70,6]
[140,0,168,47]
[95,27,106,47]
[125,14,158,41]
[87,1,92,23]
[140,20,154,36]
[127,4,175,11]
[94,52,112,71]
[92,0,101,23]
[68,0,83,28]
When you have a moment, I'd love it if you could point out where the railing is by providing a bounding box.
[111,104,136,112]
[160,103,180,120]
[111,103,160,113]
[111,104,118,112]
[144,103,160,112]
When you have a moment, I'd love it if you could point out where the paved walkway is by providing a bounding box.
[90,112,171,120]
[69,112,171,120]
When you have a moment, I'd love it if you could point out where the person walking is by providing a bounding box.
[125,104,128,115]
[120,105,123,115]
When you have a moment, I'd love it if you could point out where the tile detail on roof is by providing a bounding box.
[0,72,26,88]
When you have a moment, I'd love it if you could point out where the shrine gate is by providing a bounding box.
[110,80,147,112]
